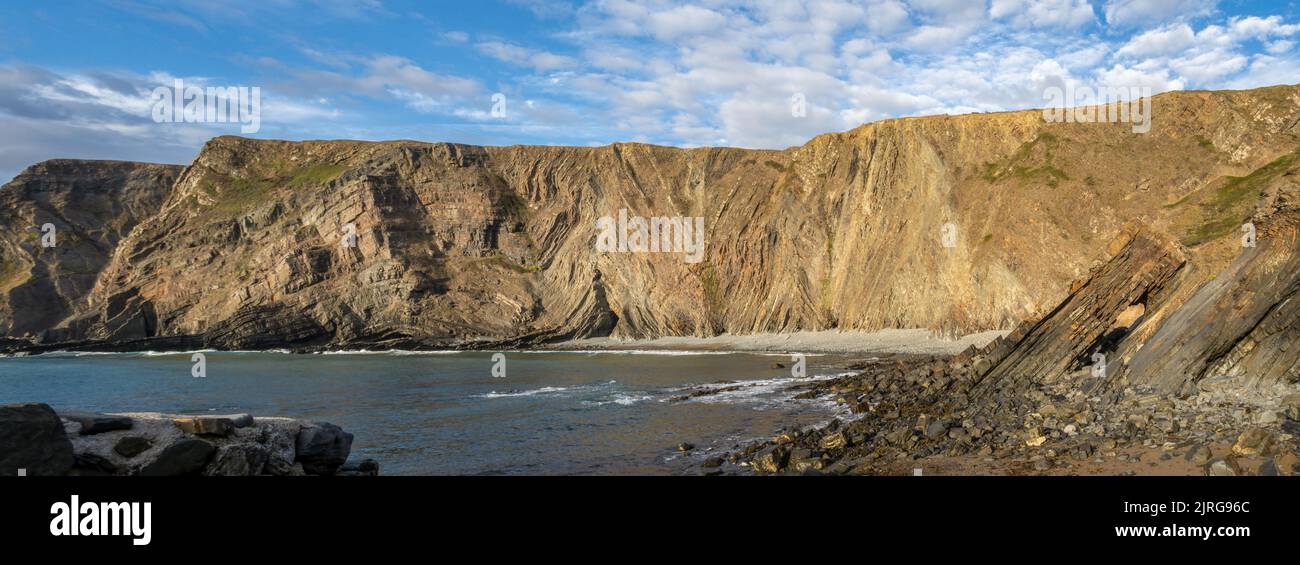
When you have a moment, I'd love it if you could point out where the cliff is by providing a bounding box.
[2,85,1299,376]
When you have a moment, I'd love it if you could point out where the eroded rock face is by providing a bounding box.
[3,85,1300,362]
[0,160,181,338]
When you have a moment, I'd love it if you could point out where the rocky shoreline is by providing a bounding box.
[0,403,377,476]
[699,352,1300,476]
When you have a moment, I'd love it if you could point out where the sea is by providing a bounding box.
[0,349,863,475]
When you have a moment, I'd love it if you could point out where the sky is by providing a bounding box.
[1,0,1298,182]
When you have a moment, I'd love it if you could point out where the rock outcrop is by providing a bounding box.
[0,160,181,338]
[2,85,1299,379]
[0,403,370,476]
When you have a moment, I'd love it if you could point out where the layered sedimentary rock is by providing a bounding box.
[0,160,181,337]
[2,86,1300,392]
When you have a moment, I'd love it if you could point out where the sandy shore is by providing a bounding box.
[547,329,1008,356]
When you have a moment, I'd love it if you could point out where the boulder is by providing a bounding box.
[1183,444,1213,465]
[61,411,133,435]
[260,424,299,476]
[819,431,849,450]
[337,458,380,477]
[138,439,215,476]
[113,436,153,458]
[72,453,120,476]
[1231,428,1274,457]
[1207,458,1241,477]
[750,445,789,474]
[204,444,269,476]
[0,403,74,476]
[295,422,353,475]
[1283,394,1300,422]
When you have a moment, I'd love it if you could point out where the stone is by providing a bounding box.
[1283,394,1300,422]
[1231,428,1274,457]
[1025,429,1047,447]
[174,416,235,437]
[1257,458,1279,477]
[61,411,133,435]
[702,456,724,468]
[819,431,849,450]
[0,403,74,476]
[1207,458,1240,477]
[924,420,948,440]
[677,442,695,452]
[770,362,785,369]
[204,444,269,476]
[113,436,153,458]
[260,425,299,476]
[1276,453,1300,476]
[1184,444,1212,465]
[337,458,380,476]
[72,453,120,476]
[139,439,216,476]
[749,445,789,474]
[295,422,354,475]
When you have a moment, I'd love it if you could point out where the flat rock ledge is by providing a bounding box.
[0,403,377,477]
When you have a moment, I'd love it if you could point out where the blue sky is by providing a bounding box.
[1,0,1298,182]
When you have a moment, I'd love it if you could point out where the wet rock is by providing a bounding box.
[702,456,724,468]
[0,403,74,476]
[295,422,353,475]
[139,439,216,476]
[61,412,133,435]
[337,458,380,476]
[113,436,153,458]
[677,442,695,452]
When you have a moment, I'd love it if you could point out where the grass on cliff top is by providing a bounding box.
[1181,147,1300,247]
[204,162,346,216]
[287,163,346,189]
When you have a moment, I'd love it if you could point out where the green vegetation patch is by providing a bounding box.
[980,132,1072,187]
[1182,147,1300,246]
[287,163,346,189]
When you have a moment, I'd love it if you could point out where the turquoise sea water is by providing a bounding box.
[0,350,856,475]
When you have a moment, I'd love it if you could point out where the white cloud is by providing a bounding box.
[1102,0,1217,28]
[477,41,577,71]
[990,0,1096,29]
[1116,23,1196,57]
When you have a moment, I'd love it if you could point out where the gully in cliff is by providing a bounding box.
[595,208,706,263]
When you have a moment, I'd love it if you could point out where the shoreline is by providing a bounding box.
[544,329,1008,356]
[1,329,1009,357]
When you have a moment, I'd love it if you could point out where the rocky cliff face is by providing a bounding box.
[0,160,182,337]
[4,86,1300,377]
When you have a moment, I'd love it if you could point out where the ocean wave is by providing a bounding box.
[477,386,570,399]
[675,371,854,406]
[583,393,653,407]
